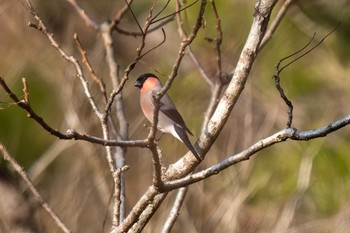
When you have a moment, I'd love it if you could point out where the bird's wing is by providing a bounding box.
[158,94,194,136]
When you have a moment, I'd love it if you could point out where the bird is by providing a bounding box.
[134,73,202,161]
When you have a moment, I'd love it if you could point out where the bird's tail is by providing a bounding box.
[174,125,202,161]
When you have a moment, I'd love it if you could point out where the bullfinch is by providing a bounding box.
[134,73,202,161]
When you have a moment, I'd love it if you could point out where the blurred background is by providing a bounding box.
[1,0,350,232]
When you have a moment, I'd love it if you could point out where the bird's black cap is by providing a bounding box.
[134,73,159,88]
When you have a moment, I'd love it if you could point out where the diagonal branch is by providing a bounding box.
[0,144,72,233]
[165,0,278,179]
[161,187,188,233]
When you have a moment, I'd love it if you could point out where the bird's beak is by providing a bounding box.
[134,80,142,88]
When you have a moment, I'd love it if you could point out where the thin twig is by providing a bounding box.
[175,0,212,86]
[176,0,222,135]
[65,0,99,29]
[74,33,107,102]
[123,0,144,35]
[22,78,30,104]
[274,25,339,127]
[202,0,226,132]
[209,0,223,81]
[0,144,72,233]
[151,0,199,24]
[114,17,173,36]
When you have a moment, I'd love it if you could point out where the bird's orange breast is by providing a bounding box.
[141,77,159,94]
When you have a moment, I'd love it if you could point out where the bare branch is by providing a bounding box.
[114,17,173,36]
[25,0,102,118]
[165,0,278,179]
[161,187,188,233]
[123,0,144,35]
[0,144,72,233]
[163,114,350,190]
[0,76,147,147]
[209,0,223,81]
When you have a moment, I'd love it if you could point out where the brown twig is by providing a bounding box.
[74,33,107,101]
[0,144,72,233]
[112,165,130,227]
[274,25,339,127]
[202,0,226,132]
[209,0,223,81]
[22,77,30,105]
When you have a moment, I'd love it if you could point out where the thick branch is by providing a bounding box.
[165,0,278,179]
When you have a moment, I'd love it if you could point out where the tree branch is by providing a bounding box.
[161,187,188,233]
[165,0,278,179]
[0,144,72,233]
[163,114,350,190]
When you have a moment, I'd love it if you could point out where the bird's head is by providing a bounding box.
[135,73,161,93]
